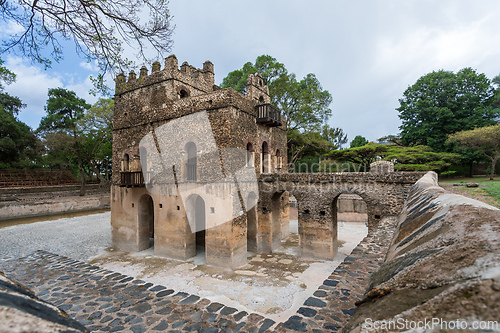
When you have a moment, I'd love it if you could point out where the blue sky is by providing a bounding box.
[2,0,500,145]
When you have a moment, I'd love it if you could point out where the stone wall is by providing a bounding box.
[337,194,367,222]
[111,56,287,268]
[0,185,110,220]
[345,171,500,332]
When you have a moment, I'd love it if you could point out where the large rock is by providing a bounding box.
[0,270,88,332]
[346,171,500,332]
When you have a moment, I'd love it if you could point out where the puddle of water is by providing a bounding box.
[0,209,110,229]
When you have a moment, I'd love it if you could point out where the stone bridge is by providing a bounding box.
[255,171,424,260]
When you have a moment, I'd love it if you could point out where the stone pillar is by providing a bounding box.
[154,195,196,260]
[370,161,394,173]
[281,191,290,239]
[111,186,147,252]
[205,215,246,268]
[296,193,338,260]
[256,192,282,252]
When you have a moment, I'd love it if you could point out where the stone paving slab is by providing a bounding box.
[0,251,271,332]
[276,217,398,333]
[0,217,397,333]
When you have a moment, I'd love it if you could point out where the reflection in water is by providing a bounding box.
[0,209,110,229]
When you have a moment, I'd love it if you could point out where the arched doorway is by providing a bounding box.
[186,194,206,255]
[246,192,258,252]
[195,195,206,253]
[336,194,368,224]
[262,141,269,173]
[138,194,154,250]
[185,142,197,181]
[275,149,282,172]
[246,142,254,168]
[270,192,282,250]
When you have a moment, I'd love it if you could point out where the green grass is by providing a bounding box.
[439,176,500,206]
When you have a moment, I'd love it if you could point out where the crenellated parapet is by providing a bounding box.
[246,72,270,104]
[115,55,215,96]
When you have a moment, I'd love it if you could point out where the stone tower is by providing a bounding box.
[111,55,288,268]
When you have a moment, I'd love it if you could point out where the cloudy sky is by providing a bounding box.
[2,0,500,145]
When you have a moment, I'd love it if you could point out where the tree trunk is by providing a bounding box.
[91,163,109,188]
[490,156,499,181]
[73,129,86,196]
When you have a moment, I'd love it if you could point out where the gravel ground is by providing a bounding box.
[0,211,111,261]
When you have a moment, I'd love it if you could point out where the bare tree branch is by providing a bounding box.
[0,0,174,93]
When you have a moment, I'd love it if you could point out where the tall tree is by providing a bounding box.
[492,74,500,110]
[0,58,37,168]
[329,143,388,167]
[448,124,500,180]
[0,0,174,93]
[221,55,345,170]
[397,68,499,151]
[350,135,368,148]
[329,143,460,173]
[221,55,334,133]
[78,98,113,185]
[38,88,90,195]
[288,125,347,167]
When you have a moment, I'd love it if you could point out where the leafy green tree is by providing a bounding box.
[381,145,460,173]
[329,143,388,167]
[0,59,37,168]
[329,143,460,173]
[377,134,403,146]
[288,125,347,168]
[38,88,90,195]
[448,124,500,180]
[0,0,174,93]
[350,135,368,148]
[78,98,114,185]
[492,74,500,110]
[398,68,499,151]
[221,55,334,133]
[221,55,345,170]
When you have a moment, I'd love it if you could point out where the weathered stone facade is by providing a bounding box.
[111,55,424,269]
[345,172,500,332]
[259,172,423,260]
[111,56,287,268]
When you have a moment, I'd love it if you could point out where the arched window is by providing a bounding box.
[275,149,282,171]
[139,147,148,183]
[246,142,254,167]
[262,142,269,173]
[259,96,264,104]
[123,154,130,172]
[185,142,197,181]
[139,147,147,172]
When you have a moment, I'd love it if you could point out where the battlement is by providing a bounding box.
[115,55,215,96]
[246,73,270,104]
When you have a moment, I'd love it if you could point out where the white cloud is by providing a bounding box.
[4,56,98,129]
[0,20,25,36]
[79,61,99,72]
[3,0,500,143]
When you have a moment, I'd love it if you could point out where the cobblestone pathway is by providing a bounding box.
[0,217,397,332]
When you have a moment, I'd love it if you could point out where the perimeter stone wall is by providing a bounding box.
[345,171,500,332]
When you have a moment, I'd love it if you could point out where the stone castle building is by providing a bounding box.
[111,55,288,268]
